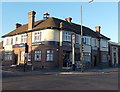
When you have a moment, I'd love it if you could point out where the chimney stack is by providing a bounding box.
[28,11,36,30]
[15,23,22,28]
[95,26,101,33]
[65,17,72,23]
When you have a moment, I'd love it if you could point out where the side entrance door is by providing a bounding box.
[20,51,25,64]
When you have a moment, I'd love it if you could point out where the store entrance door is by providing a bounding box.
[94,55,97,66]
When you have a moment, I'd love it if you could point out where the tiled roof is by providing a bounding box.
[2,17,110,40]
[109,41,120,46]
[2,20,44,37]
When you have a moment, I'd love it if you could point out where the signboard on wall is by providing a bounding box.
[62,41,72,47]
[72,34,75,44]
[13,44,25,48]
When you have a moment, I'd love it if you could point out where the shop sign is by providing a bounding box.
[72,34,75,44]
[32,42,43,46]
[13,44,25,48]
[63,41,72,47]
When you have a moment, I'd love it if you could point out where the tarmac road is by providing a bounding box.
[2,71,118,90]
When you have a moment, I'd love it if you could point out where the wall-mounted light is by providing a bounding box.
[56,49,59,51]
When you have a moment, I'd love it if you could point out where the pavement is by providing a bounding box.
[1,65,119,76]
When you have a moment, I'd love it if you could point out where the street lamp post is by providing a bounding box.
[80,0,93,67]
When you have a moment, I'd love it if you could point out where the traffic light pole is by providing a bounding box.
[72,33,76,71]
[24,43,28,72]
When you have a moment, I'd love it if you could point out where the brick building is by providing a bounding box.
[0,41,3,65]
[108,42,119,67]
[2,11,110,68]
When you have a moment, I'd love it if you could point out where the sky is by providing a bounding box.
[1,1,119,43]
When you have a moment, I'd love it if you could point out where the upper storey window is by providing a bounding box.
[34,31,42,42]
[6,38,9,45]
[21,34,27,43]
[76,34,80,43]
[63,31,71,42]
[15,36,18,44]
[5,38,12,45]
[82,37,91,45]
[102,40,107,48]
[94,39,97,47]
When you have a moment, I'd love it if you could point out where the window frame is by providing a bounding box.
[15,36,18,44]
[83,37,91,45]
[34,31,42,42]
[76,34,79,43]
[5,52,12,61]
[46,49,54,61]
[11,38,13,45]
[102,40,107,48]
[63,31,71,42]
[34,50,42,61]
[21,34,27,43]
[6,38,9,45]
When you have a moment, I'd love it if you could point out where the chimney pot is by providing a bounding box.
[65,17,72,23]
[95,26,101,33]
[43,12,50,20]
[15,23,22,28]
[28,11,36,30]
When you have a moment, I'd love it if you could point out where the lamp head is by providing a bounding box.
[88,0,93,3]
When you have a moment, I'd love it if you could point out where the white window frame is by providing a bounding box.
[102,40,107,48]
[34,50,41,61]
[21,34,27,43]
[6,38,9,45]
[11,38,13,45]
[15,36,18,44]
[63,31,71,42]
[76,34,80,43]
[83,37,91,45]
[34,31,42,42]
[94,39,97,47]
[46,50,54,61]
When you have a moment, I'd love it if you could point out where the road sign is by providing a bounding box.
[72,34,75,44]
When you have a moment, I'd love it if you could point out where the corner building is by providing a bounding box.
[2,11,110,68]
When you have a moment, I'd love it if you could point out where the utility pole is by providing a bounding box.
[24,43,28,72]
[72,33,76,71]
[80,0,94,69]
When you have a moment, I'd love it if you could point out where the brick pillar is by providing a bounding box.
[59,46,63,68]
